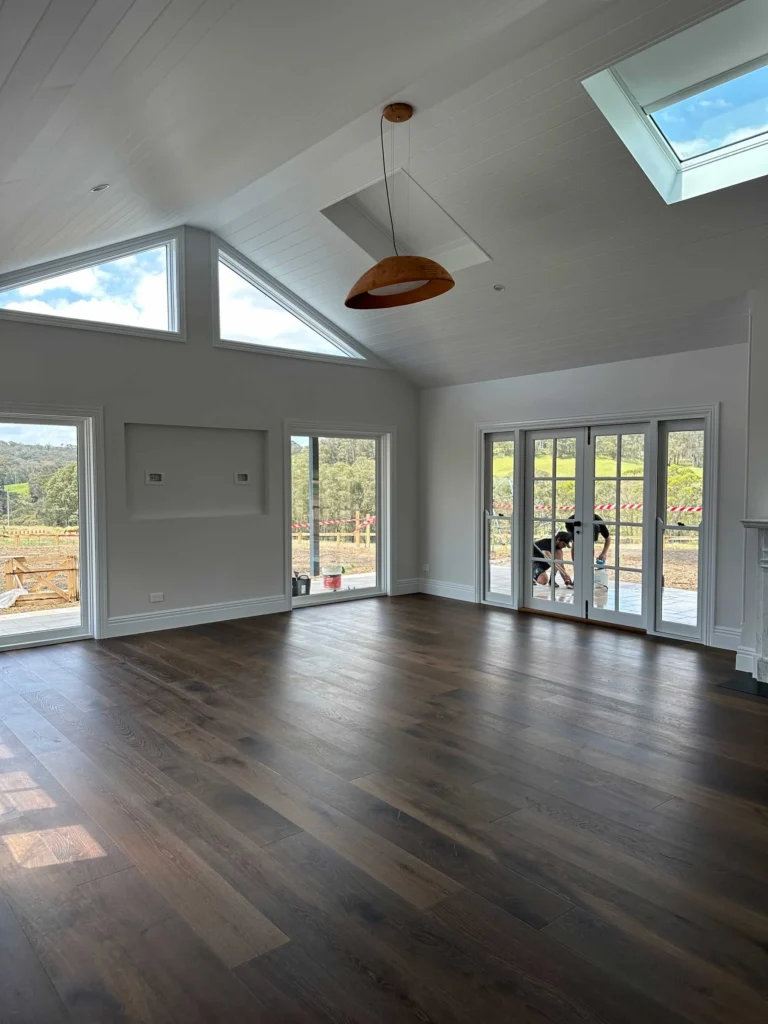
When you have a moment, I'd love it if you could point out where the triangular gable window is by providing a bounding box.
[217,250,364,360]
[0,239,177,333]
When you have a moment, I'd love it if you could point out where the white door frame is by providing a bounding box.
[522,425,586,620]
[0,402,106,651]
[283,420,394,607]
[476,404,718,646]
[583,422,652,630]
[482,431,515,606]
[654,418,708,642]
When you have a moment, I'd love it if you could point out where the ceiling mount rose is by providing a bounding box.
[345,103,454,310]
[382,102,414,123]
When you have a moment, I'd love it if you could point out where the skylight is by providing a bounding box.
[217,252,364,360]
[651,61,768,161]
[582,0,768,203]
[0,243,174,332]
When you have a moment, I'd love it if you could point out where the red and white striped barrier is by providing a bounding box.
[292,516,376,531]
[492,503,702,513]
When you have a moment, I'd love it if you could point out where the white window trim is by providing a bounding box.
[583,67,768,204]
[0,228,186,342]
[213,237,378,366]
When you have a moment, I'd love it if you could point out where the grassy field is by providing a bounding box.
[4,482,30,495]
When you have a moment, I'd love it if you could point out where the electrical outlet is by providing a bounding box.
[422,564,430,575]
[149,592,164,603]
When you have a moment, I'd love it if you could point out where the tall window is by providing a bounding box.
[217,251,364,359]
[0,241,177,333]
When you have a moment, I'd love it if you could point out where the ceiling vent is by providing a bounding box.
[322,169,490,275]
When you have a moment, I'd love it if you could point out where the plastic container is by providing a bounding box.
[321,565,343,590]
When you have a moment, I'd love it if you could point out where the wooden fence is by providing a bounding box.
[292,512,375,547]
[3,555,79,603]
[0,527,79,548]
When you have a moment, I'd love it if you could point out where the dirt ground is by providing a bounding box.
[292,539,377,577]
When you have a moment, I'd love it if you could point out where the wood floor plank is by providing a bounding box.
[1,595,767,1022]
[142,712,463,910]
[37,743,289,968]
[17,865,264,1023]
[0,887,70,1023]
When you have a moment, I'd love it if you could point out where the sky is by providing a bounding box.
[0,246,170,330]
[218,262,354,357]
[0,239,357,359]
[653,62,768,160]
[0,423,76,446]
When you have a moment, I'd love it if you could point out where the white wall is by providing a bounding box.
[0,228,419,632]
[420,343,749,645]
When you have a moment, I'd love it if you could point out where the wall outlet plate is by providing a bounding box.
[145,471,164,485]
[149,592,164,603]
[234,472,250,485]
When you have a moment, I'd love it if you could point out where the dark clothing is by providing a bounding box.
[533,537,556,581]
[566,514,609,543]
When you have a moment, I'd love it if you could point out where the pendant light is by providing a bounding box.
[345,103,455,309]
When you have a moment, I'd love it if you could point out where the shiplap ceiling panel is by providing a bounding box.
[0,0,757,384]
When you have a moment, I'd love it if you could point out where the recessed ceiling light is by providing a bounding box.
[493,284,506,292]
[90,183,110,192]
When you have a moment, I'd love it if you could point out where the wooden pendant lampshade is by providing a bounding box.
[345,255,454,309]
[345,103,455,310]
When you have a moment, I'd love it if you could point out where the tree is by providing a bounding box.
[40,462,79,527]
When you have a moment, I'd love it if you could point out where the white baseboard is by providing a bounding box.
[711,626,742,651]
[419,578,476,603]
[392,578,421,595]
[105,594,290,638]
[736,646,756,674]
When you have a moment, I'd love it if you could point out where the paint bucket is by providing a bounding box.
[594,562,609,589]
[322,566,343,590]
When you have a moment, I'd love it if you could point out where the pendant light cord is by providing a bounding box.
[380,113,399,256]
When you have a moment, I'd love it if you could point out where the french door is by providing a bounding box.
[289,432,384,604]
[483,433,515,604]
[0,414,95,651]
[523,424,650,628]
[655,420,705,639]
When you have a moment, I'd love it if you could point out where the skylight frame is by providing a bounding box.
[213,238,373,366]
[583,57,768,204]
[646,52,768,164]
[0,228,185,341]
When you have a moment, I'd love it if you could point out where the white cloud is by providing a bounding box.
[697,97,730,110]
[672,120,768,159]
[2,248,169,330]
[218,263,342,355]
[0,423,77,446]
[18,266,102,298]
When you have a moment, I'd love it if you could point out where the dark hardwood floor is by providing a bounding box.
[1,595,767,1023]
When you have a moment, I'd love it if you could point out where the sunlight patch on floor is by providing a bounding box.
[1,825,105,868]
[0,771,57,813]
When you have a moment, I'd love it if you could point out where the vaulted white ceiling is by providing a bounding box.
[0,0,758,386]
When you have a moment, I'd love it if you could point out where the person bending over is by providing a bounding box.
[533,531,573,587]
[565,513,611,567]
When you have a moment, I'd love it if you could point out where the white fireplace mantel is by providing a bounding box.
[741,520,768,680]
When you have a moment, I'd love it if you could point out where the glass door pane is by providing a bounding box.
[291,435,380,600]
[0,421,83,644]
[586,428,648,627]
[525,430,582,615]
[656,424,704,637]
[484,436,514,603]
